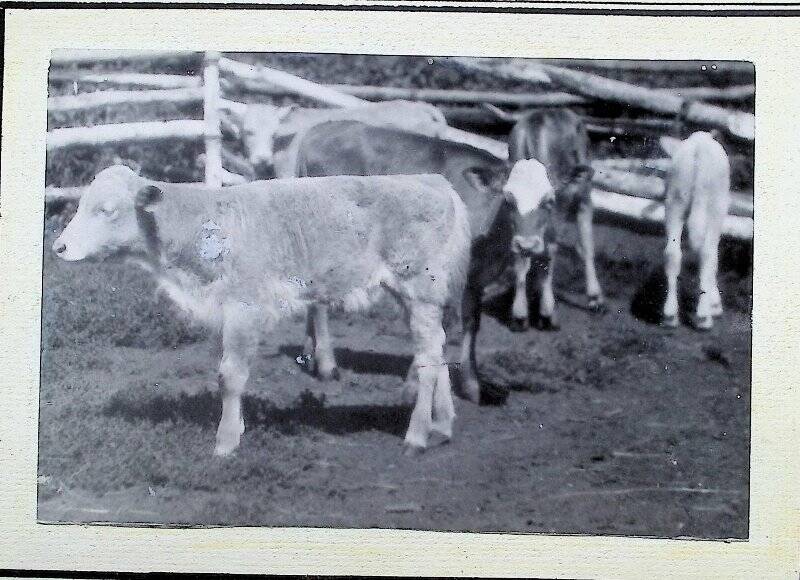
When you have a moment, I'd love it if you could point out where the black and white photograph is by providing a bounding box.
[37,50,754,539]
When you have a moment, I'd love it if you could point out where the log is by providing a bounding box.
[47,87,203,113]
[47,120,205,151]
[592,167,753,218]
[592,158,672,175]
[536,65,755,141]
[447,58,755,140]
[583,116,675,136]
[591,189,753,240]
[218,57,365,108]
[50,50,197,66]
[666,85,755,102]
[532,59,754,76]
[229,76,753,106]
[219,57,509,160]
[228,76,589,107]
[44,186,84,202]
[203,52,223,188]
[443,107,672,137]
[48,71,200,89]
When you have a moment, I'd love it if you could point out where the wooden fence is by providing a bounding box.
[46,51,754,239]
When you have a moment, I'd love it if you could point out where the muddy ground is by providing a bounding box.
[37,220,751,539]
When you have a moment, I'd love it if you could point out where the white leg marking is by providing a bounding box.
[511,254,532,327]
[539,244,557,321]
[577,203,604,307]
[311,304,338,380]
[695,232,721,329]
[404,303,449,450]
[663,206,685,328]
[214,304,264,456]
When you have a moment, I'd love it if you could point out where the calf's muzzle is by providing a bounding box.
[512,234,546,256]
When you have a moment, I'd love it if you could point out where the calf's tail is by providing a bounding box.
[685,149,709,253]
[685,134,731,253]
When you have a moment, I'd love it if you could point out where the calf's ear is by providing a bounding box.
[659,136,682,158]
[135,185,163,211]
[462,167,493,192]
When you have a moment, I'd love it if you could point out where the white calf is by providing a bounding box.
[53,166,471,455]
[659,132,732,330]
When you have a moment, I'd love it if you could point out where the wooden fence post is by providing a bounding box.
[203,51,223,188]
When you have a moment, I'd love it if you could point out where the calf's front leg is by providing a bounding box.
[509,253,532,332]
[215,305,263,456]
[535,243,560,330]
[303,303,340,381]
[576,201,605,312]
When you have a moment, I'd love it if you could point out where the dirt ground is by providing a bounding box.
[37,221,751,539]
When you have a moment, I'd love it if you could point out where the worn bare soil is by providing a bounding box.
[37,221,751,539]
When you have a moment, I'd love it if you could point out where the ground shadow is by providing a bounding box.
[630,261,698,326]
[104,388,411,439]
[278,344,411,378]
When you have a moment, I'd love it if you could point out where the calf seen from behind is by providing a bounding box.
[659,132,732,330]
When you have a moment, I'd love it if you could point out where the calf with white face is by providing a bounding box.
[53,166,157,262]
[458,159,558,403]
[54,165,472,456]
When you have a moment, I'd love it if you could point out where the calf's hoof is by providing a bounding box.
[402,442,426,457]
[508,317,530,333]
[317,365,341,382]
[214,418,245,457]
[588,296,607,314]
[692,315,714,331]
[430,418,454,440]
[214,435,240,457]
[460,378,481,405]
[535,315,560,331]
[661,314,679,328]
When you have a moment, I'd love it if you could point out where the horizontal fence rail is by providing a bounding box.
[48,87,203,113]
[46,52,754,240]
[50,49,198,65]
[47,120,205,151]
[48,71,201,89]
[447,58,755,141]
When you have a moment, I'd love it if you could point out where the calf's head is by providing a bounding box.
[52,165,162,262]
[502,159,556,256]
[240,103,294,176]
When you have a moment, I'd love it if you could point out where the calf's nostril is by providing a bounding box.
[53,241,66,254]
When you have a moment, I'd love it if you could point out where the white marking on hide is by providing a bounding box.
[198,220,230,261]
[503,159,554,215]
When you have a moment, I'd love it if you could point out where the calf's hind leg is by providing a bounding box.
[303,304,340,381]
[458,284,482,405]
[404,301,454,452]
[576,201,605,312]
[662,204,685,328]
[694,230,723,330]
[215,304,264,456]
